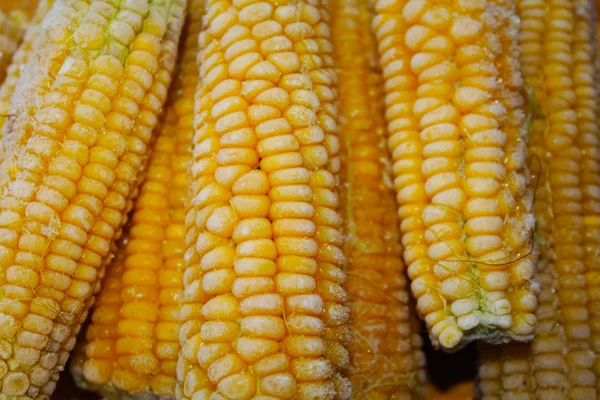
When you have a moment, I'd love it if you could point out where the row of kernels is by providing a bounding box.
[149,16,203,392]
[181,6,241,397]
[111,134,175,394]
[259,1,343,397]
[579,0,600,393]
[82,250,125,387]
[372,0,435,348]
[590,24,600,386]
[551,0,595,397]
[179,1,295,398]
[570,0,599,395]
[491,0,538,337]
[453,1,511,333]
[211,2,295,398]
[404,0,467,348]
[313,4,348,392]
[516,0,562,393]
[177,82,215,400]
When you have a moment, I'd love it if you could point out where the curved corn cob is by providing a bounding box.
[177,0,346,398]
[0,0,55,149]
[477,0,600,397]
[68,5,201,397]
[0,0,187,397]
[329,0,424,398]
[371,0,538,350]
[0,10,27,87]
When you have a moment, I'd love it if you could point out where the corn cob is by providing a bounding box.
[177,0,346,398]
[477,0,600,397]
[0,0,187,397]
[0,0,55,144]
[371,0,538,350]
[68,4,201,398]
[588,0,600,392]
[0,10,27,86]
[329,0,424,397]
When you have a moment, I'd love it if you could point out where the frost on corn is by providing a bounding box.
[0,0,187,397]
[176,0,351,399]
[371,0,539,351]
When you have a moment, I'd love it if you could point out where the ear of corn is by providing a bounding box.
[329,0,425,397]
[477,0,600,397]
[177,0,347,398]
[0,0,54,149]
[589,0,600,393]
[0,0,187,396]
[67,4,201,397]
[371,0,538,350]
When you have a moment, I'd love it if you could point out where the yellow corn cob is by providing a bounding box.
[329,0,424,398]
[0,0,187,397]
[477,0,600,397]
[0,0,55,144]
[177,0,346,398]
[371,0,538,350]
[68,5,201,397]
[0,10,27,86]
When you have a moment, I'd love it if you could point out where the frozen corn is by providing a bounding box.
[371,0,538,350]
[176,0,348,398]
[0,0,187,397]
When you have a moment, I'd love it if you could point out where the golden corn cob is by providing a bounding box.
[0,0,187,397]
[371,0,538,350]
[0,10,27,87]
[329,0,424,397]
[68,5,201,397]
[177,0,347,398]
[477,0,600,397]
[588,0,600,392]
[0,0,55,146]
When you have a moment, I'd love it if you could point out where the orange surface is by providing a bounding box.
[427,383,473,399]
[2,0,37,13]
[0,0,477,399]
